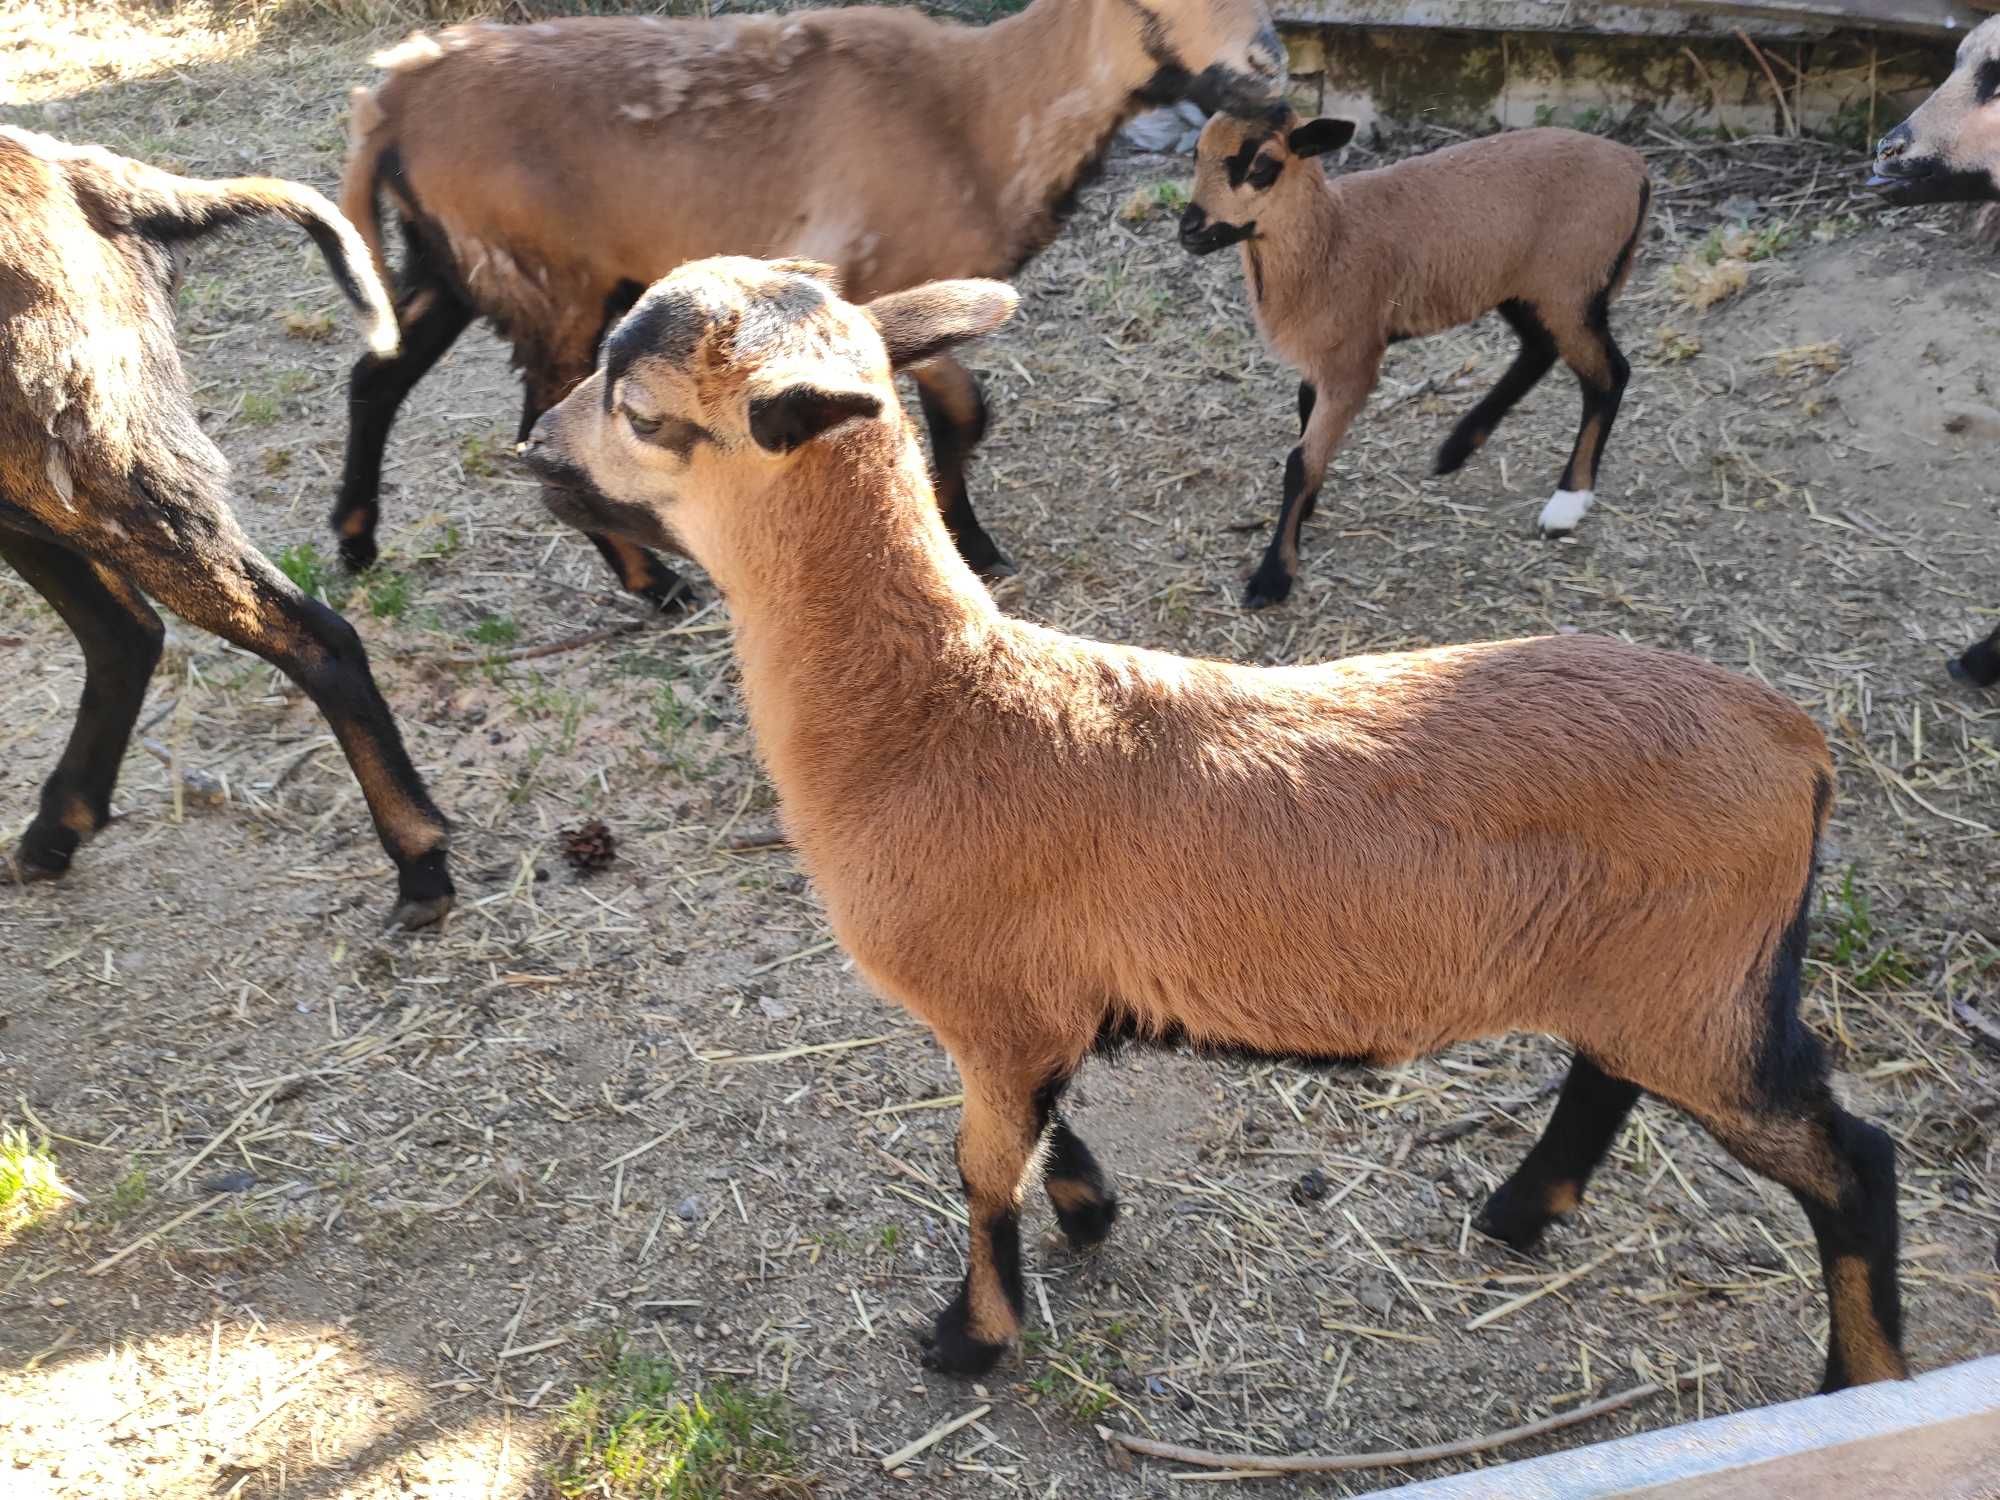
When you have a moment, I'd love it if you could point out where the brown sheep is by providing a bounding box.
[1179,109,1650,608]
[1870,22,2000,690]
[0,127,453,929]
[518,254,1907,1395]
[332,0,1287,608]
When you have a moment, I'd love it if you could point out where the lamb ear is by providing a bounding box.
[769,258,844,293]
[863,280,1020,371]
[1288,118,1356,158]
[748,385,883,453]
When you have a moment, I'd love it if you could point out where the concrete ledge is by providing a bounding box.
[1381,1355,2000,1499]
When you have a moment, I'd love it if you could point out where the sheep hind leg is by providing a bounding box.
[1035,1075,1119,1249]
[1476,1052,1639,1252]
[1689,1088,1906,1393]
[1539,304,1630,538]
[924,1055,1047,1375]
[1948,623,2000,688]
[1435,299,1557,477]
[0,527,163,882]
[332,274,475,574]
[913,357,1012,579]
[517,365,696,615]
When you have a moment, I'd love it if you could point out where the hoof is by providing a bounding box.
[385,892,453,931]
[638,576,701,615]
[337,531,380,575]
[4,845,68,885]
[1473,1185,1552,1254]
[920,1312,1016,1384]
[1947,651,1998,690]
[1055,1190,1120,1251]
[1536,489,1594,538]
[1243,570,1294,610]
[973,552,1019,581]
[1434,431,1480,477]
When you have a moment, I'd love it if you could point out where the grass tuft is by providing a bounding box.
[0,1129,67,1239]
[553,1346,807,1499]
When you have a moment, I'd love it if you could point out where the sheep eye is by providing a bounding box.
[625,409,663,438]
[1246,156,1281,190]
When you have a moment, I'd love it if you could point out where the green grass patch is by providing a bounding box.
[1,1128,66,1238]
[275,541,330,598]
[240,391,281,424]
[553,1346,806,1499]
[362,568,415,621]
[469,614,520,648]
[1818,869,1917,992]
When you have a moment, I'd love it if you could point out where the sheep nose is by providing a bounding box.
[1875,121,1912,164]
[1179,204,1207,237]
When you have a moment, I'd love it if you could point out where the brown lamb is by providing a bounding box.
[1179,109,1650,608]
[0,126,453,928]
[1869,19,2000,690]
[330,0,1286,607]
[516,253,1907,1396]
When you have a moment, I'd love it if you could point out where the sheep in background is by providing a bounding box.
[518,254,1906,1396]
[1869,25,2000,690]
[1179,109,1650,608]
[332,0,1288,608]
[0,127,453,929]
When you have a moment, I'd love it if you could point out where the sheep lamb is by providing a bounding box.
[520,255,1906,1396]
[0,126,453,929]
[1179,110,1650,608]
[333,0,1287,608]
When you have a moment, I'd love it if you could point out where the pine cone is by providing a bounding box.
[558,818,616,874]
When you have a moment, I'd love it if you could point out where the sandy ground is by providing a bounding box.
[1,6,1995,1497]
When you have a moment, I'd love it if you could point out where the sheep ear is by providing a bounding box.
[864,280,1019,370]
[748,385,882,454]
[1288,118,1356,158]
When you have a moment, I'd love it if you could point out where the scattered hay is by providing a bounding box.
[1669,253,1750,310]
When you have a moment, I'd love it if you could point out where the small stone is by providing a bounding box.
[1145,1375,1169,1397]
[200,1169,257,1194]
[1289,1168,1330,1205]
[675,1195,704,1222]
[757,997,793,1021]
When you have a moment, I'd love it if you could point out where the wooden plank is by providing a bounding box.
[1273,0,1980,39]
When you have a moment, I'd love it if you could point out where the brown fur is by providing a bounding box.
[0,126,453,928]
[520,256,1906,1392]
[329,0,1286,596]
[1183,112,1650,605]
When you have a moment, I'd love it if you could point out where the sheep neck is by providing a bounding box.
[961,0,1166,267]
[710,425,1001,825]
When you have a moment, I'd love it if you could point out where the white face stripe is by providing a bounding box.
[1538,489,1595,535]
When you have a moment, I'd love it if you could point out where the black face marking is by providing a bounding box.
[627,413,709,459]
[732,276,829,357]
[603,287,723,405]
[1223,134,1270,187]
[1246,154,1281,190]
[1977,57,2000,103]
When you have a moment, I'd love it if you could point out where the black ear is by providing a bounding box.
[863,280,1019,370]
[1288,118,1356,158]
[748,385,883,454]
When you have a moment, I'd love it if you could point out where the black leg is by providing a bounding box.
[1245,444,1313,610]
[1949,623,2000,688]
[0,528,163,881]
[913,357,1012,578]
[332,274,475,573]
[1477,1053,1640,1252]
[1435,299,1557,477]
[1033,1075,1119,1249]
[1297,379,1316,435]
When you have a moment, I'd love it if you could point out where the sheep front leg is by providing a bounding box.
[911,357,1012,579]
[924,1057,1044,1375]
[1244,353,1378,610]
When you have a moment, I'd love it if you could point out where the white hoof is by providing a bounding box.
[1538,489,1594,536]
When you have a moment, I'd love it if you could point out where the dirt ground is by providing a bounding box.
[2,6,1996,1497]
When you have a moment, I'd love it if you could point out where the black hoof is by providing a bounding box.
[1243,570,1294,610]
[338,530,380,575]
[1473,1184,1552,1254]
[953,529,1015,581]
[1948,650,1999,690]
[920,1289,1011,1376]
[1055,1190,1120,1251]
[5,843,70,885]
[387,849,455,931]
[637,575,701,615]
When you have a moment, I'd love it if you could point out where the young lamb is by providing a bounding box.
[518,254,1906,1397]
[0,127,453,929]
[332,0,1287,609]
[1869,26,2000,690]
[1179,109,1651,608]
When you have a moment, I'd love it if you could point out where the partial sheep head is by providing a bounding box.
[1179,107,1354,256]
[518,256,1016,558]
[1130,0,1289,118]
[1871,15,2000,205]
